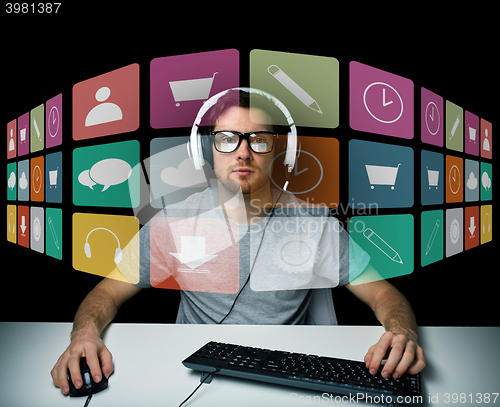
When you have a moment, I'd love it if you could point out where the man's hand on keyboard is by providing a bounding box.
[364,331,426,380]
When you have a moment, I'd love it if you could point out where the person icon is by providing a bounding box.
[9,128,15,151]
[85,86,123,127]
[483,127,490,152]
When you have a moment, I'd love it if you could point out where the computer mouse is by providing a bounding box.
[68,357,108,397]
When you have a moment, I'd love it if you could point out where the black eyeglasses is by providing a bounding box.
[211,131,276,154]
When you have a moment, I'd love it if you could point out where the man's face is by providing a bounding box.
[212,106,275,195]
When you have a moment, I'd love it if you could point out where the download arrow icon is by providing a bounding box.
[468,217,476,236]
[170,236,217,270]
[20,216,27,235]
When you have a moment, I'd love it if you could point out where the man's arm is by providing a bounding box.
[51,273,141,395]
[345,265,426,379]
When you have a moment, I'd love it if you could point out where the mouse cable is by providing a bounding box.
[178,370,219,407]
[83,393,92,407]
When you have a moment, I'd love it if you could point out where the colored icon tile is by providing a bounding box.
[46,93,62,148]
[46,207,63,260]
[480,205,492,244]
[149,136,213,210]
[149,216,239,294]
[73,140,140,208]
[421,210,443,267]
[250,49,339,128]
[349,139,414,209]
[7,162,17,201]
[421,88,443,147]
[464,206,479,250]
[480,162,492,201]
[445,208,463,258]
[17,159,29,201]
[17,205,29,248]
[350,61,414,139]
[45,151,62,203]
[445,155,463,203]
[73,213,139,283]
[31,206,44,254]
[73,63,139,141]
[480,119,492,159]
[464,159,479,202]
[150,49,239,129]
[7,119,17,159]
[30,104,44,153]
[7,205,17,244]
[17,112,30,157]
[445,101,463,152]
[349,214,414,284]
[421,150,444,206]
[30,156,44,202]
[464,110,479,156]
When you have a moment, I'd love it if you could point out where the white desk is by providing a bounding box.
[0,322,499,406]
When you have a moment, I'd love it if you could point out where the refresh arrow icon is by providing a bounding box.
[170,236,217,270]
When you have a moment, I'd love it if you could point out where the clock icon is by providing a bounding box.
[363,82,404,124]
[448,164,461,194]
[270,151,323,194]
[48,106,60,138]
[425,101,440,135]
[32,165,42,194]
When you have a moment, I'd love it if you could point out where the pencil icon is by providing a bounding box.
[450,115,460,140]
[33,117,42,141]
[425,219,440,255]
[363,228,403,264]
[267,65,323,114]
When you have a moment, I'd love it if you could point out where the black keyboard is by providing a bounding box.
[182,341,422,405]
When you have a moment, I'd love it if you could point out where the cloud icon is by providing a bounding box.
[482,171,491,191]
[160,158,210,188]
[467,172,478,190]
[19,172,28,190]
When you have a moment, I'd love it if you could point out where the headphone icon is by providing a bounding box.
[84,227,123,264]
[187,87,298,175]
[483,212,491,234]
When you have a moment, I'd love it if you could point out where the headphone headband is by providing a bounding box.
[188,87,298,172]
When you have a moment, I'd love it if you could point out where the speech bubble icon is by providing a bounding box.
[78,169,96,190]
[89,158,132,192]
[8,172,16,190]
[482,171,491,191]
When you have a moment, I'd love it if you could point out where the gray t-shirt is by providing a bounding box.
[117,187,370,324]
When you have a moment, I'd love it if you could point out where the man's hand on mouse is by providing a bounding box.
[364,331,426,379]
[51,333,113,395]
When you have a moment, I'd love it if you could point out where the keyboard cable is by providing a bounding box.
[178,370,219,407]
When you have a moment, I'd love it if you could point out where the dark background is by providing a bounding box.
[2,11,497,327]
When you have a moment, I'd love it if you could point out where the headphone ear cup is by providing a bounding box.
[189,128,205,170]
[84,242,92,258]
[283,131,298,172]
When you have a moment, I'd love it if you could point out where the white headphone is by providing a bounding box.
[187,87,298,173]
[84,227,122,264]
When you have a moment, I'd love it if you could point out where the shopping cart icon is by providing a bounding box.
[426,166,439,189]
[49,167,59,188]
[365,163,401,190]
[468,126,476,142]
[169,72,218,107]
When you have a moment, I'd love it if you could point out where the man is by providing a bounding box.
[51,89,425,395]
